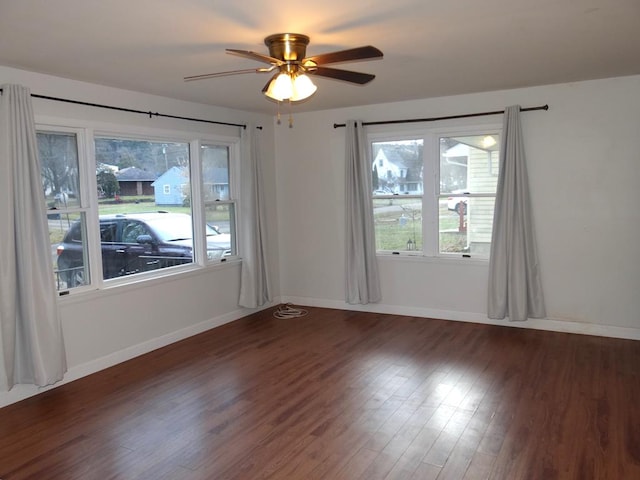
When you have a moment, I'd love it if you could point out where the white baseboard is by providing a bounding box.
[280,296,640,341]
[3,296,636,409]
[0,301,279,409]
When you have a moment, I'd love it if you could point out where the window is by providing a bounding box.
[92,136,196,282]
[201,143,236,260]
[38,129,89,290]
[372,139,423,252]
[39,125,239,292]
[371,127,500,258]
[439,134,499,257]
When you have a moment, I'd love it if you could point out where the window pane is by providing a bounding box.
[439,133,498,257]
[372,140,423,195]
[440,134,499,194]
[38,131,87,291]
[94,138,193,279]
[202,143,234,261]
[201,144,230,201]
[205,203,235,259]
[53,212,89,289]
[373,197,422,251]
[439,196,495,256]
[38,132,81,209]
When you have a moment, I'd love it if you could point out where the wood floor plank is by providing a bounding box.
[335,447,379,480]
[410,461,442,479]
[1,306,639,479]
[382,425,440,479]
[463,451,496,480]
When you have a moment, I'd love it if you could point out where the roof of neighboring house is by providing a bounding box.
[150,166,229,186]
[378,149,404,166]
[115,166,157,182]
[153,166,179,183]
[152,166,190,186]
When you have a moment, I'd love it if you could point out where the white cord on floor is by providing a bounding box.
[273,303,308,319]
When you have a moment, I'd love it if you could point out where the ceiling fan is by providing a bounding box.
[184,33,383,104]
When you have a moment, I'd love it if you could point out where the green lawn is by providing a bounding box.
[373,200,468,252]
[98,197,189,215]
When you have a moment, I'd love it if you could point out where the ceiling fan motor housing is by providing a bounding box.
[264,33,310,63]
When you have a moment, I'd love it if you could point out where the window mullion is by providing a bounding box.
[423,133,438,256]
[84,128,105,287]
[229,141,240,258]
[190,140,206,266]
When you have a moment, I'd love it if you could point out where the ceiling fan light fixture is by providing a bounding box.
[292,73,317,101]
[264,72,317,102]
[265,72,292,101]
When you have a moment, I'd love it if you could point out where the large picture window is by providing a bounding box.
[92,137,196,283]
[371,126,500,259]
[39,126,239,292]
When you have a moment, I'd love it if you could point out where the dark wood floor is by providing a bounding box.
[1,307,639,479]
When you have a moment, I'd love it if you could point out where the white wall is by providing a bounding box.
[0,66,281,407]
[2,67,639,407]
[275,75,640,339]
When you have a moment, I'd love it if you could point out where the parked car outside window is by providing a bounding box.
[56,211,231,287]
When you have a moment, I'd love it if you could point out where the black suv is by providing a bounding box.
[57,212,231,287]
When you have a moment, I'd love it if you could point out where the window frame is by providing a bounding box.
[37,125,94,289]
[37,117,242,295]
[368,122,502,261]
[194,139,240,265]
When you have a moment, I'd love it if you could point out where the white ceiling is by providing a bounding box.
[1,0,639,115]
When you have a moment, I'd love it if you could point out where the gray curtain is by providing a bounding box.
[345,120,381,304]
[0,84,67,390]
[488,105,545,321]
[238,125,271,308]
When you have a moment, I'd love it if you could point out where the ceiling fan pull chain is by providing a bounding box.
[276,101,282,125]
[288,99,293,128]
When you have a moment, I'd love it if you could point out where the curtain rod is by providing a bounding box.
[333,104,549,128]
[0,88,248,129]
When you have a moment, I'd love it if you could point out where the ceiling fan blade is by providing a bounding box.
[184,66,274,82]
[304,46,383,66]
[307,66,376,85]
[226,48,282,65]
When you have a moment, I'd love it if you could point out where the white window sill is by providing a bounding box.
[376,252,489,267]
[57,257,242,304]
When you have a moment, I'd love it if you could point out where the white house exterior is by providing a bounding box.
[372,147,423,195]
